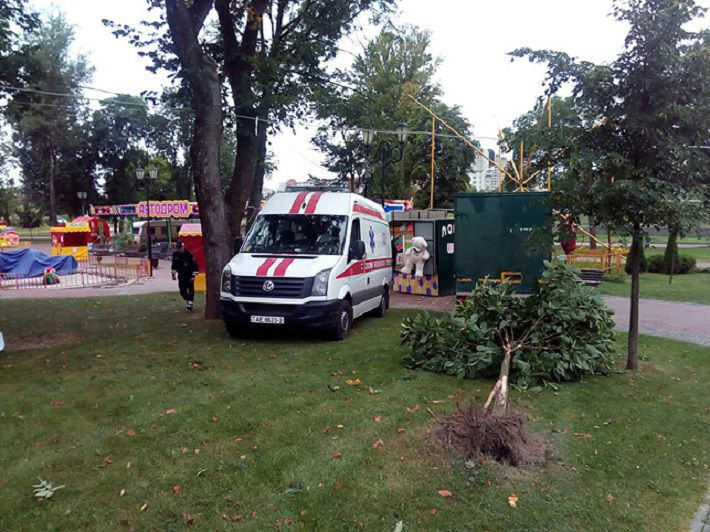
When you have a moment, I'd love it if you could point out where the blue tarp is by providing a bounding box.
[0,249,78,278]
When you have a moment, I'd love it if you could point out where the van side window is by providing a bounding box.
[350,218,361,243]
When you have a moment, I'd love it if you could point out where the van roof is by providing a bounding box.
[261,191,386,221]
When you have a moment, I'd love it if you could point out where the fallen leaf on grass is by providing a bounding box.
[345,378,360,386]
[508,494,518,508]
[140,502,148,512]
[119,489,125,496]
[189,360,205,370]
[182,512,194,525]
[394,521,403,532]
[321,426,331,434]
[396,427,406,433]
[437,490,453,497]
[374,415,381,423]
[371,439,384,449]
[172,484,181,494]
[335,481,343,489]
[407,404,421,413]
[430,508,438,515]
[49,399,64,406]
[331,451,343,460]
[574,432,592,440]
[126,430,136,437]
[368,387,381,394]
[327,385,340,392]
[336,424,345,429]
[165,408,177,415]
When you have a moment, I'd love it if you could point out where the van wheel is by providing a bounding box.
[331,300,352,341]
[225,321,240,338]
[374,288,389,318]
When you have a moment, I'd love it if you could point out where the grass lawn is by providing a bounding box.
[600,272,710,305]
[646,245,710,263]
[1,294,708,530]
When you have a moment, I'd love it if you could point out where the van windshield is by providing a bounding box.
[243,214,348,255]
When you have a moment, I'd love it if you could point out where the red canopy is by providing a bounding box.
[73,216,111,244]
[178,223,205,273]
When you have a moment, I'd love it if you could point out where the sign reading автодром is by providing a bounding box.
[137,200,192,219]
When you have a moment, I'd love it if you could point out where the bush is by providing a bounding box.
[401,261,616,387]
[624,246,648,274]
[603,271,627,283]
[648,253,696,274]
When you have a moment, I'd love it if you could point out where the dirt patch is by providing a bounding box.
[434,400,549,468]
[2,332,82,352]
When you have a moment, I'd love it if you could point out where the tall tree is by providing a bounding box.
[314,26,474,207]
[214,0,395,235]
[4,12,93,224]
[512,0,709,369]
[0,0,38,88]
[91,96,151,204]
[163,0,232,319]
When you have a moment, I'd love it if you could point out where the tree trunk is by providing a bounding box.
[483,348,512,416]
[589,224,597,249]
[249,128,268,213]
[663,229,678,284]
[165,0,232,320]
[226,118,259,237]
[47,140,57,226]
[626,224,642,370]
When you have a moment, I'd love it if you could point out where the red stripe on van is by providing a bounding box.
[272,258,295,277]
[304,191,324,214]
[336,258,391,279]
[289,192,309,214]
[353,204,386,220]
[255,257,277,276]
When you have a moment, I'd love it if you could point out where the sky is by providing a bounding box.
[28,0,704,189]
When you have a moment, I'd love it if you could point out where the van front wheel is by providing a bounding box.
[331,300,352,341]
[225,321,240,338]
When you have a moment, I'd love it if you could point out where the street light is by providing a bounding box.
[76,191,87,216]
[359,123,409,206]
[137,166,156,277]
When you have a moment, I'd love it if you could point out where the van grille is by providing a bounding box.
[232,276,312,298]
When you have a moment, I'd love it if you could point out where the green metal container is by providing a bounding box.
[454,192,552,295]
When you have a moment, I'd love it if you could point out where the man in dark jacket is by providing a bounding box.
[171,241,199,312]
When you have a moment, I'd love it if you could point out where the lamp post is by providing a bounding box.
[137,166,158,277]
[76,191,87,216]
[360,123,408,207]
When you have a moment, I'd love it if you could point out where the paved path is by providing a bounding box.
[391,293,710,347]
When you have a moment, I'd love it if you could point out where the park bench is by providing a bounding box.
[580,268,604,287]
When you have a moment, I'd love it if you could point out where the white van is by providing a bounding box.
[220,189,392,340]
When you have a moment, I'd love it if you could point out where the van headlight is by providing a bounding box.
[311,269,331,296]
[221,268,232,293]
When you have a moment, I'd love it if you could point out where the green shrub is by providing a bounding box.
[401,261,616,387]
[647,254,664,273]
[648,253,696,274]
[624,246,648,274]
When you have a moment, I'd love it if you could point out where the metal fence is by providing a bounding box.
[0,255,149,290]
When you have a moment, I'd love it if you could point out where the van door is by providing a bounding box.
[347,218,368,317]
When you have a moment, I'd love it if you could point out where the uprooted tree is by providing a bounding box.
[402,261,616,416]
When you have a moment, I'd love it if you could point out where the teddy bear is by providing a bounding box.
[400,236,430,278]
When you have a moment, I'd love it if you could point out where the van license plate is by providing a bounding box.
[250,316,285,324]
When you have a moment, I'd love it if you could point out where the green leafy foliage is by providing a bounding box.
[625,246,648,274]
[402,261,616,387]
[648,253,696,274]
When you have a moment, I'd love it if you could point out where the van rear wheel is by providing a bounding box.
[374,288,389,318]
[331,300,352,341]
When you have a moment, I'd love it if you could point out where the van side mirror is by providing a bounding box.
[349,239,366,261]
[233,237,243,255]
